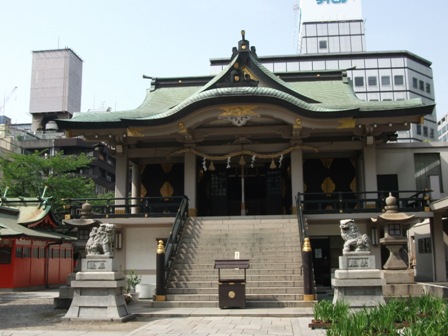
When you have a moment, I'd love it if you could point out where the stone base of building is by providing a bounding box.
[332,253,385,308]
[383,283,425,298]
[382,269,415,284]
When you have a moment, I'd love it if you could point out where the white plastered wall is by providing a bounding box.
[125,226,171,285]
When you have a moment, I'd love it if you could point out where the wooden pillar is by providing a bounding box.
[184,152,197,216]
[363,144,377,195]
[290,149,303,214]
[130,162,140,214]
[114,154,129,213]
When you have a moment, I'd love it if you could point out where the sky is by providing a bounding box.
[1,0,447,124]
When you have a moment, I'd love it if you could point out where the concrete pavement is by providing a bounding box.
[0,289,326,336]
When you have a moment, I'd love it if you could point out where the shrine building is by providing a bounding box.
[56,33,447,306]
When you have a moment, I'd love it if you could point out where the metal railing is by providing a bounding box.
[164,196,189,284]
[296,194,307,245]
[296,190,430,215]
[62,196,187,219]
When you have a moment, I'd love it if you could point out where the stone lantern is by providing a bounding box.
[371,193,418,285]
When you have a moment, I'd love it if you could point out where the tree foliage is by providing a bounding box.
[0,150,96,219]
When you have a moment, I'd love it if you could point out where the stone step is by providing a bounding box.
[171,262,302,270]
[164,293,305,302]
[173,255,302,262]
[163,216,307,308]
[176,246,301,253]
[176,245,301,255]
[167,280,304,289]
[167,286,304,295]
[146,300,314,308]
[168,274,302,282]
[170,269,301,277]
[181,228,301,235]
[178,234,300,240]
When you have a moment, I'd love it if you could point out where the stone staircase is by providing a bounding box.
[152,216,313,308]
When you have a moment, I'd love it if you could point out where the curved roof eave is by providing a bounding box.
[119,87,357,126]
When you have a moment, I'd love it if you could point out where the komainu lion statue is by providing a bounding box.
[340,219,370,253]
[85,223,115,257]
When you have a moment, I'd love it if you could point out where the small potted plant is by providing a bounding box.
[126,270,142,301]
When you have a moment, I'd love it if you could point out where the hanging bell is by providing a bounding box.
[239,155,246,166]
[209,161,216,171]
[270,159,276,169]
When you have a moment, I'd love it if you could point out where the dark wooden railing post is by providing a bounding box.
[154,240,166,301]
[302,237,315,301]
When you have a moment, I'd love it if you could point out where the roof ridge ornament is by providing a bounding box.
[238,29,249,52]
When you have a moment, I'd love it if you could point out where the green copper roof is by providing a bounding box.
[58,34,434,128]
[0,208,73,240]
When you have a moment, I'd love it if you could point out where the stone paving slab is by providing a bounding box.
[0,289,325,336]
[125,316,326,336]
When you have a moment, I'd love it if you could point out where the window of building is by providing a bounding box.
[430,128,435,139]
[418,238,431,254]
[354,77,364,87]
[368,76,377,86]
[414,153,443,192]
[419,80,424,91]
[319,40,327,49]
[416,125,422,135]
[412,77,418,88]
[23,247,31,258]
[381,76,391,86]
[0,247,12,264]
[15,246,23,258]
[211,173,227,197]
[423,126,428,137]
[426,83,431,94]
[394,75,404,85]
[52,248,59,259]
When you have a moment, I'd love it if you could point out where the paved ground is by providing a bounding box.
[0,289,326,336]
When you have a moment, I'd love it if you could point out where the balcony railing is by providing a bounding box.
[63,196,187,219]
[296,190,431,215]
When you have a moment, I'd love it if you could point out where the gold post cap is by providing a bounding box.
[302,237,312,252]
[157,240,165,254]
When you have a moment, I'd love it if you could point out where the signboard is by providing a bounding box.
[300,0,363,22]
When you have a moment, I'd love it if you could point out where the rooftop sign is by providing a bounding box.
[300,0,362,22]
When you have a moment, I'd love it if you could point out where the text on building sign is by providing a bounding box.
[316,0,347,4]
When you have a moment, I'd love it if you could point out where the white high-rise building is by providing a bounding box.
[437,114,448,142]
[211,0,436,142]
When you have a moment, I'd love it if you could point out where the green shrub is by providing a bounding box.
[313,299,349,323]
[319,296,448,335]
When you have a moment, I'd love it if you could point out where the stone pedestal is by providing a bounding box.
[332,252,385,308]
[63,257,133,321]
[54,273,76,309]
